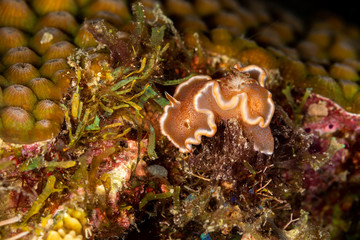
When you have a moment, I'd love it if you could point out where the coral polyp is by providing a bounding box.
[3,84,37,111]
[83,0,131,20]
[237,47,279,70]
[51,69,74,92]
[0,27,28,55]
[39,58,70,78]
[27,77,61,100]
[32,119,61,142]
[2,46,41,67]
[31,0,78,16]
[30,27,70,55]
[4,63,40,85]
[42,41,76,62]
[1,106,35,143]
[33,99,64,123]
[35,11,79,36]
[0,0,37,33]
[74,23,98,48]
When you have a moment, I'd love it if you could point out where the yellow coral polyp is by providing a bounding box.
[67,208,87,224]
[63,213,82,235]
[46,209,87,240]
[329,63,359,82]
[47,230,63,240]
[0,27,28,55]
[237,47,279,70]
[53,218,64,230]
[2,46,41,67]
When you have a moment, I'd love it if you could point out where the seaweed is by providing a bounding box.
[88,147,116,196]
[282,86,312,125]
[139,185,180,210]
[19,157,76,172]
[21,175,63,225]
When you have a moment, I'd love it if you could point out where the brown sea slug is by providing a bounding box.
[160,64,275,155]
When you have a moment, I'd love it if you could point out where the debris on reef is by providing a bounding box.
[0,0,360,239]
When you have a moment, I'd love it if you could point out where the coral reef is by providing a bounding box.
[0,0,360,240]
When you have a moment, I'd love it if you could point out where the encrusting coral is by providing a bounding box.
[160,64,275,155]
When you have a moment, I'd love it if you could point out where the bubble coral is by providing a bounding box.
[160,64,275,155]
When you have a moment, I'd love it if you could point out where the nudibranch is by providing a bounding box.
[160,64,275,155]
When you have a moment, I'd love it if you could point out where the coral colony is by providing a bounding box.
[0,0,360,239]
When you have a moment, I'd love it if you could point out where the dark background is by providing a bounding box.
[268,0,360,26]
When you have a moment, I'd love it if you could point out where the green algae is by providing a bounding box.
[21,175,63,225]
[19,156,76,172]
[139,185,180,210]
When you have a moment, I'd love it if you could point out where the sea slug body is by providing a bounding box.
[160,64,275,155]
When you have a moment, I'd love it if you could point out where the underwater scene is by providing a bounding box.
[0,0,360,239]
